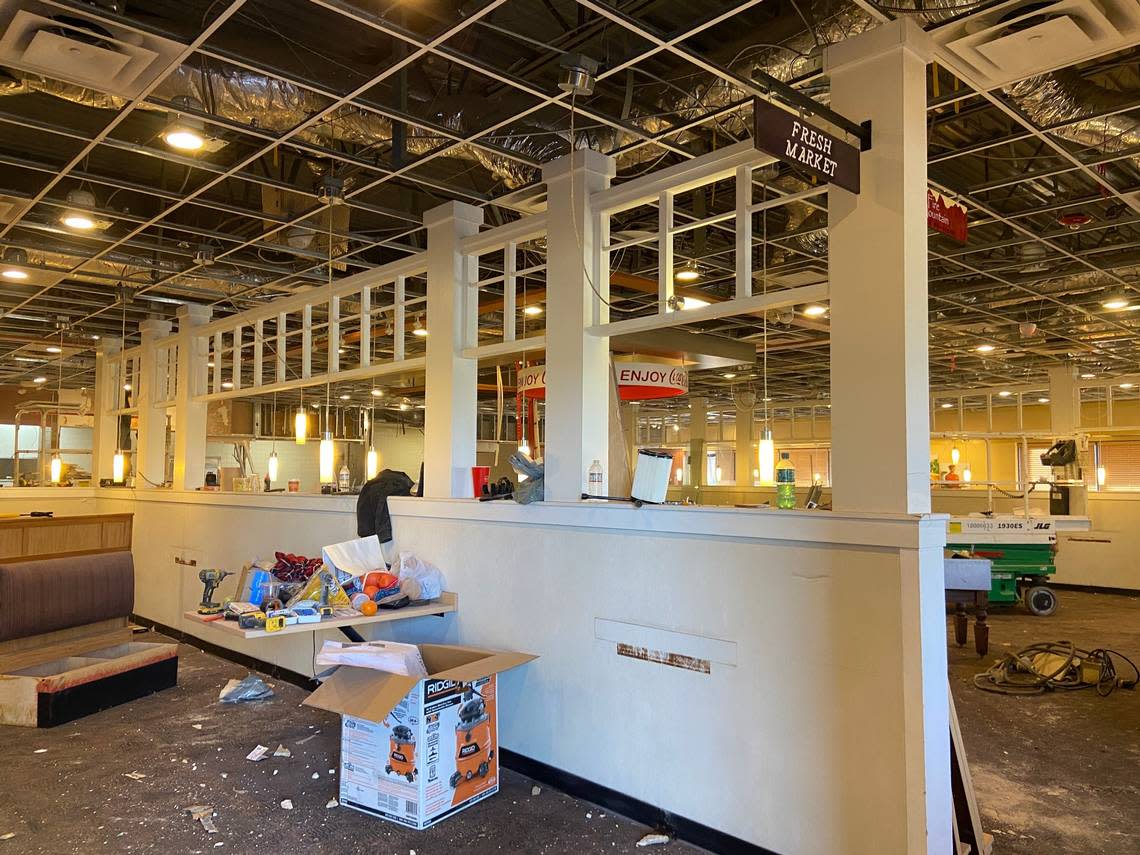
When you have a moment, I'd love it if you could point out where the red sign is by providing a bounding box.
[520,362,688,401]
[928,189,968,242]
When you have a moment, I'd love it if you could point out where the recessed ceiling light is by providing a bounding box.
[60,189,100,231]
[1102,296,1130,310]
[523,305,543,316]
[32,376,46,384]
[1120,383,1134,389]
[1,247,29,279]
[62,212,96,230]
[940,402,953,409]
[1,268,27,280]
[45,346,61,354]
[221,381,233,389]
[370,388,383,397]
[975,344,996,353]
[1037,397,1050,403]
[339,393,351,400]
[802,304,828,317]
[998,390,1012,397]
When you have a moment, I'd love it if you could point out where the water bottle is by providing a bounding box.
[776,452,796,509]
[587,459,604,495]
[338,464,351,492]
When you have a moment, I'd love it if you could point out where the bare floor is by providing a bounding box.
[948,589,1140,855]
[0,641,705,855]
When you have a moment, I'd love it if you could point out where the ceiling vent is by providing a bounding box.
[0,1,183,98]
[0,194,30,224]
[934,0,1140,89]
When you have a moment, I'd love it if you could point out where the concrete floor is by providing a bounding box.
[948,589,1140,855]
[0,640,705,855]
[1,590,1135,854]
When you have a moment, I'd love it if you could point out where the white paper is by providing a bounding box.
[313,640,428,678]
[321,535,386,579]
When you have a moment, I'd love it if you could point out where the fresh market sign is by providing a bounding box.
[752,98,861,194]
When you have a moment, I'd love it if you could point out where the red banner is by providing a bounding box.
[928,189,968,243]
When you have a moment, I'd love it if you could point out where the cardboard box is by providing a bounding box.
[304,644,535,829]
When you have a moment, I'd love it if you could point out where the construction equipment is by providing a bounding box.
[384,724,417,782]
[196,568,233,615]
[448,686,494,789]
[946,517,1061,615]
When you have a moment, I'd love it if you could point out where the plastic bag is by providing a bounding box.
[396,553,445,601]
[218,674,275,704]
[314,640,428,678]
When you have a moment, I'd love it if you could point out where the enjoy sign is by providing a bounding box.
[753,99,861,194]
[520,362,688,401]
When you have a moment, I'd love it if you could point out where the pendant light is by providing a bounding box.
[366,446,380,480]
[962,465,972,483]
[951,445,961,465]
[318,204,335,484]
[267,392,279,482]
[112,288,127,483]
[757,176,775,486]
[49,328,64,483]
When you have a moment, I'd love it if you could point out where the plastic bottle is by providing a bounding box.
[776,452,796,509]
[587,459,604,495]
[338,464,351,492]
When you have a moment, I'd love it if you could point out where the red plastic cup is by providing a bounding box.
[471,466,491,497]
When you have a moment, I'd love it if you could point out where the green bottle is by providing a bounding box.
[776,452,796,509]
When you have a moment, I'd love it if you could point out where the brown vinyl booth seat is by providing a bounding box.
[0,552,135,642]
[0,550,179,727]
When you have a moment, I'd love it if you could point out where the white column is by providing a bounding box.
[423,201,483,498]
[827,20,933,516]
[173,304,212,491]
[134,318,173,487]
[91,337,122,484]
[689,396,707,488]
[542,149,615,501]
[1048,365,1078,435]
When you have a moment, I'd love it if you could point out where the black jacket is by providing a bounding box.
[356,469,415,542]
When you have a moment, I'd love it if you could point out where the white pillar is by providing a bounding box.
[134,318,173,488]
[689,396,707,488]
[1048,365,1078,435]
[91,337,122,484]
[542,149,615,501]
[827,20,933,516]
[173,304,212,491]
[423,201,483,498]
[827,21,950,855]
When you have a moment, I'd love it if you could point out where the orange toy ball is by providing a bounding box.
[359,600,378,616]
[363,585,380,597]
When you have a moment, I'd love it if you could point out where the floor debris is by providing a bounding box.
[185,805,217,834]
[280,800,293,810]
[531,785,541,796]
[124,771,147,781]
[295,732,320,745]
[637,832,672,847]
[245,745,269,762]
[311,772,319,779]
[218,675,275,704]
[192,724,203,730]
[0,833,15,841]
[32,749,46,754]
[325,799,339,809]
[273,744,292,758]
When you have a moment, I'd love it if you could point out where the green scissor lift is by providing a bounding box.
[951,541,1058,616]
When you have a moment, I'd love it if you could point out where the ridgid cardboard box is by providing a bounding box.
[304,644,536,829]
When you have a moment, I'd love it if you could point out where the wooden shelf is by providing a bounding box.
[182,591,457,640]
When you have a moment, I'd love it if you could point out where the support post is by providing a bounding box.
[542,149,616,500]
[423,201,483,497]
[91,337,122,484]
[827,20,933,516]
[134,319,173,487]
[689,396,707,488]
[1048,365,1078,435]
[173,304,212,491]
[735,403,754,485]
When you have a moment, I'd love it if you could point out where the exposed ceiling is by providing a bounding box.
[0,0,1137,419]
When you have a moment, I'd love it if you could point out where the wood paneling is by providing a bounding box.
[0,514,132,563]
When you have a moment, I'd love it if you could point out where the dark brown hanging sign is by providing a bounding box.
[753,99,862,194]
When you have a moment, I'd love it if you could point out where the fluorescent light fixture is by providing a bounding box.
[802,304,827,317]
[722,372,736,379]
[370,388,383,397]
[294,409,307,444]
[1,268,28,280]
[112,451,125,483]
[1081,373,1096,379]
[32,376,46,384]
[975,344,995,353]
[675,262,700,283]
[1038,397,1050,403]
[14,357,42,363]
[1102,296,1130,310]
[998,390,1012,397]
[523,305,543,316]
[50,453,62,484]
[319,432,335,483]
[1121,383,1134,389]
[267,451,279,482]
[366,447,379,480]
[339,393,350,400]
[45,346,61,354]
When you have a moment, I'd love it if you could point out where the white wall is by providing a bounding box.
[390,498,950,855]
